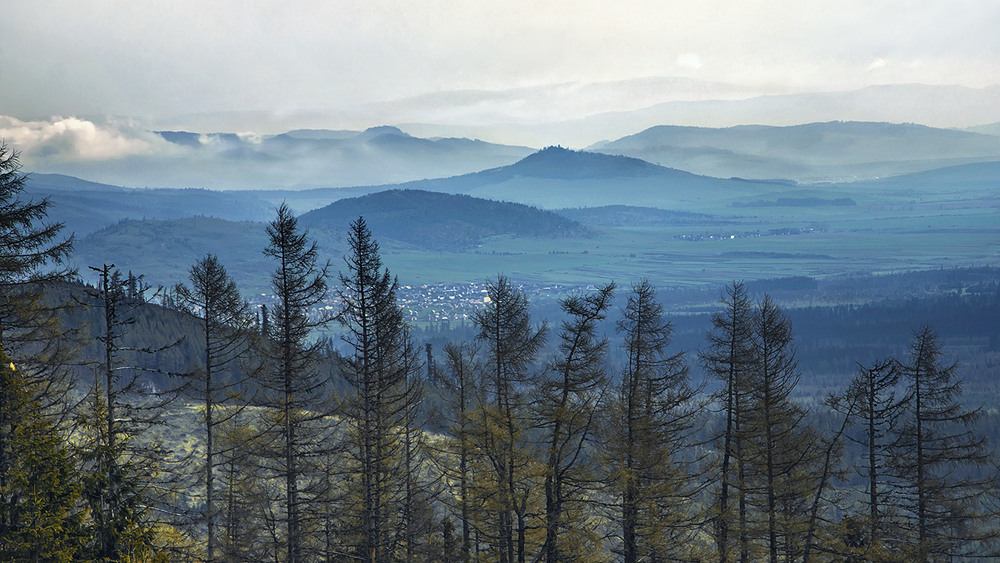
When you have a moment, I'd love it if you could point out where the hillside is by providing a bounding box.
[72,216,279,291]
[299,189,587,250]
[591,121,1000,182]
[384,146,787,211]
[24,173,275,236]
[848,160,1000,192]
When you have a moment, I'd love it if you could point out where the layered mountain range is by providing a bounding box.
[19,118,998,292]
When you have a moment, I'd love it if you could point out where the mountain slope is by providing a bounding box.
[383,146,788,211]
[591,121,1000,182]
[146,126,535,189]
[845,160,1000,193]
[24,173,275,237]
[298,189,586,250]
[72,216,279,291]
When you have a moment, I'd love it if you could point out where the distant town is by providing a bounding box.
[248,281,587,328]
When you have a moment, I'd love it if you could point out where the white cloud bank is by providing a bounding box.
[0,116,168,161]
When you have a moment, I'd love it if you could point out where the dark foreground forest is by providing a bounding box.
[2,142,999,562]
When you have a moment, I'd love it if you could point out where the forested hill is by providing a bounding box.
[383,146,788,210]
[501,145,667,179]
[390,145,709,192]
[24,173,274,236]
[298,189,587,250]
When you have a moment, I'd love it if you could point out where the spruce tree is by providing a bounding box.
[743,295,822,563]
[80,264,182,560]
[830,358,905,559]
[699,281,755,563]
[604,279,704,562]
[259,203,332,563]
[472,275,546,563]
[434,341,480,562]
[0,142,76,540]
[0,141,74,345]
[175,253,254,561]
[216,422,277,562]
[339,216,423,562]
[538,282,614,563]
[0,349,85,561]
[77,368,163,562]
[891,326,999,560]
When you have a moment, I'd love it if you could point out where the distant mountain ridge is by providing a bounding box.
[379,146,789,211]
[23,173,275,237]
[299,189,586,250]
[141,126,536,189]
[591,121,1000,182]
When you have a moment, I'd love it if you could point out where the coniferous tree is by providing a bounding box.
[0,349,85,561]
[77,367,164,562]
[0,141,74,350]
[216,421,279,563]
[830,358,906,560]
[604,279,705,563]
[743,295,820,563]
[175,253,254,561]
[426,342,438,385]
[399,326,430,562]
[77,263,185,560]
[472,275,546,563]
[434,341,480,562]
[700,281,755,563]
[801,388,857,562]
[339,216,422,562]
[0,142,77,538]
[890,326,1000,561]
[537,282,614,563]
[259,203,332,563]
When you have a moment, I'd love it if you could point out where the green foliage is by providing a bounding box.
[0,141,77,438]
[0,142,74,289]
[76,373,163,562]
[0,350,85,562]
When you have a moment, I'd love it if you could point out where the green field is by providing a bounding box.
[380,199,999,290]
[71,170,998,296]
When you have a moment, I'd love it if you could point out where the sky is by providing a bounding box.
[1,0,999,184]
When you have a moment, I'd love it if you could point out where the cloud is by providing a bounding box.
[0,116,167,161]
[867,58,888,71]
[676,53,703,70]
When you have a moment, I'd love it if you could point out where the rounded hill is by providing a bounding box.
[504,146,669,180]
[298,189,587,250]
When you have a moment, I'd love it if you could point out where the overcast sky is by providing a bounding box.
[3,0,998,121]
[1,0,998,181]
